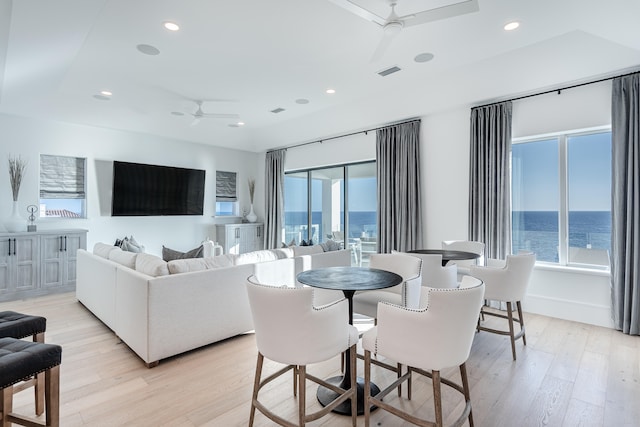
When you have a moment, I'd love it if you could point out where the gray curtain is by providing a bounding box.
[264,149,286,249]
[376,120,423,253]
[469,101,512,260]
[611,72,640,335]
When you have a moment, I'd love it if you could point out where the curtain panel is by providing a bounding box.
[264,149,286,249]
[469,101,513,260]
[376,120,423,253]
[611,72,640,335]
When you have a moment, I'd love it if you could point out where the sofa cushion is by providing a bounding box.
[167,255,237,274]
[162,245,204,262]
[272,248,294,258]
[292,245,324,257]
[135,253,170,277]
[319,239,341,252]
[94,242,119,259]
[235,249,287,265]
[108,249,137,269]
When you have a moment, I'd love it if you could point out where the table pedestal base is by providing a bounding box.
[316,375,379,416]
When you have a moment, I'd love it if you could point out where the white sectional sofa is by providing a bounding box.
[76,243,350,367]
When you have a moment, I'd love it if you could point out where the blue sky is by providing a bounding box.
[512,131,611,211]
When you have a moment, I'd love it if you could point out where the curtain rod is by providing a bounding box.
[474,69,640,110]
[266,117,420,154]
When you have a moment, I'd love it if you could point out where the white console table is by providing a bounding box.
[0,229,87,302]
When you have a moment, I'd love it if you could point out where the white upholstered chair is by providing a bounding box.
[246,275,359,426]
[394,251,457,288]
[470,252,536,361]
[362,277,485,427]
[352,253,423,320]
[441,240,485,279]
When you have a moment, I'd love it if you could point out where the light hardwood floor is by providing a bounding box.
[2,292,639,426]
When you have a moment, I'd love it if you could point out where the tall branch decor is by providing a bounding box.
[8,155,27,202]
[248,178,256,204]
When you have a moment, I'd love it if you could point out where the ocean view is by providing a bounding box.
[285,210,611,264]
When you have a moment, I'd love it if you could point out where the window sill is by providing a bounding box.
[534,262,611,277]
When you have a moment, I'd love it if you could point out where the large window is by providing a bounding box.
[284,161,377,264]
[511,129,611,268]
[215,170,239,216]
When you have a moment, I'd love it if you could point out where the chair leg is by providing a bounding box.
[350,345,357,427]
[516,300,527,346]
[34,332,45,416]
[45,365,60,427]
[432,370,443,427]
[506,302,517,360]
[298,366,306,427]
[1,386,13,427]
[460,363,474,427]
[397,363,402,397]
[364,350,372,427]
[249,352,264,427]
[293,365,298,397]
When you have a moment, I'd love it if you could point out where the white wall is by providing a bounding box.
[0,113,262,256]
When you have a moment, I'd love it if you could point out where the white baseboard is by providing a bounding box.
[524,293,614,329]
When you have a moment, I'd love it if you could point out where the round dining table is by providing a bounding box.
[407,249,480,266]
[297,266,402,416]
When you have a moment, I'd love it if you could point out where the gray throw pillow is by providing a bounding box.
[162,245,204,262]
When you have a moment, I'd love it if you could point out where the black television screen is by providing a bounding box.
[111,161,205,216]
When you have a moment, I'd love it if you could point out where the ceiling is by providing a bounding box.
[1,0,639,153]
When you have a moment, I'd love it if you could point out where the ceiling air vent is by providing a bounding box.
[270,107,286,114]
[377,66,401,77]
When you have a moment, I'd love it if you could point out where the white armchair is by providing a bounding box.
[394,251,457,288]
[352,253,423,320]
[361,277,485,427]
[470,252,536,360]
[246,276,359,426]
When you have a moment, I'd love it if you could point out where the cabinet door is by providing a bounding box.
[64,232,86,284]
[14,236,38,291]
[239,225,263,253]
[41,235,64,288]
[0,238,12,294]
[226,225,241,254]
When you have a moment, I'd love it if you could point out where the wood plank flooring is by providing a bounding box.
[2,292,638,426]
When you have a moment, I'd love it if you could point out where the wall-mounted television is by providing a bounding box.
[111,161,205,216]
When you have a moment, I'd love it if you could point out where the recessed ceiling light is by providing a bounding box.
[136,44,160,55]
[237,121,245,126]
[326,89,336,94]
[504,21,520,31]
[414,53,434,63]
[163,21,180,31]
[100,90,112,96]
[296,98,310,104]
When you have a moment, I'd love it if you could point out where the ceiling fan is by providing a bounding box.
[188,100,239,126]
[328,0,479,61]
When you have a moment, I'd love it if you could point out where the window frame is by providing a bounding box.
[511,125,611,270]
[39,154,87,219]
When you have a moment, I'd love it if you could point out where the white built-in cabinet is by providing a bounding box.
[216,223,263,255]
[0,229,87,302]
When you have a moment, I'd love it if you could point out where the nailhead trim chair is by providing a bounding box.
[0,311,47,415]
[0,337,62,427]
[470,252,536,360]
[246,275,359,427]
[362,277,485,427]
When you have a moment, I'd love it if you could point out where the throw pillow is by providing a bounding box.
[162,245,204,262]
[320,239,341,252]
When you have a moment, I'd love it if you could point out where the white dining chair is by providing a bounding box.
[362,277,485,427]
[246,275,359,426]
[470,251,536,360]
[441,240,485,279]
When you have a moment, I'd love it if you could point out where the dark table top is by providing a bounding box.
[407,249,480,262]
[296,266,402,292]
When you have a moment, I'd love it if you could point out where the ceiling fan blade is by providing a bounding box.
[190,117,201,126]
[370,29,399,63]
[201,113,240,119]
[401,0,479,27]
[327,0,387,26]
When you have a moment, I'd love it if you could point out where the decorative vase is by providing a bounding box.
[4,201,24,233]
[246,204,258,223]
